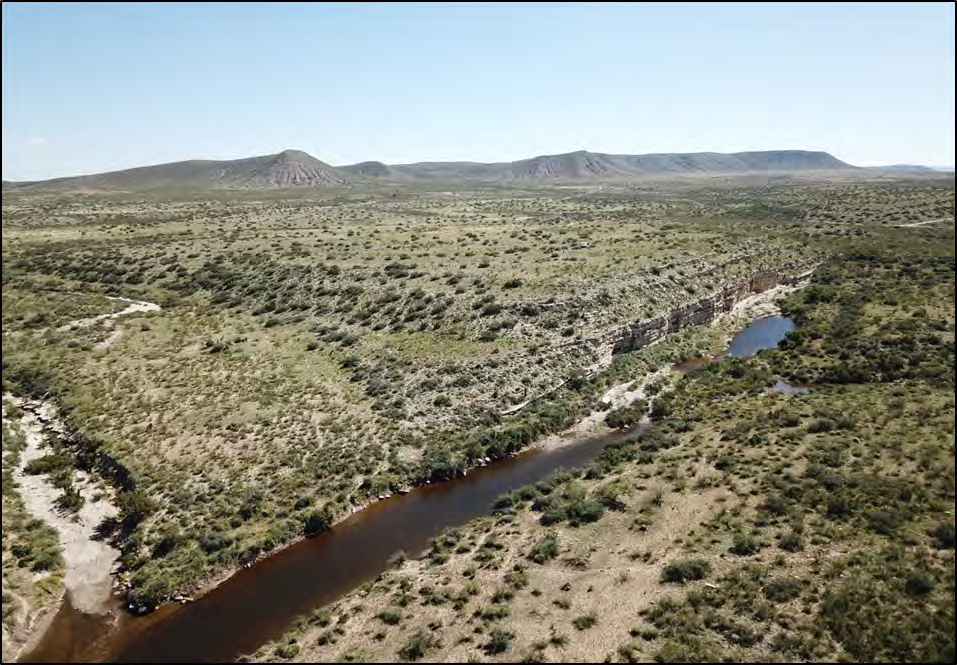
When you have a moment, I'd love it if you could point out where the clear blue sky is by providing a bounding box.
[2,2,954,180]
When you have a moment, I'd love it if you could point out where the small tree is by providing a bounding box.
[116,490,156,528]
[303,507,335,536]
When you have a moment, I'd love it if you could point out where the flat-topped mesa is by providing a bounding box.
[382,149,856,182]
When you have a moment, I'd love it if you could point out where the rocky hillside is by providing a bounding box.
[243,150,350,187]
[380,150,856,181]
[4,149,350,193]
[4,149,857,193]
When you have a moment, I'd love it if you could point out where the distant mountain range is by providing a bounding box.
[351,149,854,182]
[4,148,936,193]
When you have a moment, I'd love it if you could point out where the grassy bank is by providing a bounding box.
[257,246,954,663]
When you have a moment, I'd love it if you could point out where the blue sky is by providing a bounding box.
[2,2,954,180]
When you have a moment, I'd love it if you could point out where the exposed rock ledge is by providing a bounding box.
[502,265,815,416]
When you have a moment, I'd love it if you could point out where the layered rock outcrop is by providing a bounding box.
[500,265,815,416]
[607,267,810,354]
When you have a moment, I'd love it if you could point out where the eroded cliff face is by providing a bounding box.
[583,266,814,361]
[500,265,815,417]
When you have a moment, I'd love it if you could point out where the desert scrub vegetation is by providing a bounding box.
[660,558,710,583]
[255,231,954,663]
[2,184,816,431]
[0,280,129,332]
[709,178,954,229]
[770,253,954,387]
[2,180,951,621]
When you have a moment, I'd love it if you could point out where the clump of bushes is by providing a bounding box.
[572,612,598,630]
[528,532,559,564]
[398,630,438,661]
[606,399,648,429]
[533,483,605,527]
[661,558,711,583]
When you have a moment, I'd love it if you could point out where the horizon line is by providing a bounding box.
[5,146,863,183]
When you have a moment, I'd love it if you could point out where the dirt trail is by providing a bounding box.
[0,587,31,661]
[94,323,125,350]
[51,295,160,350]
[56,296,160,333]
[896,216,953,228]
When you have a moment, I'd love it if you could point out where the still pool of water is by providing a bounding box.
[727,314,795,358]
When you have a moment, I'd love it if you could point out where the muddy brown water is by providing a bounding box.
[24,427,643,664]
[20,315,796,664]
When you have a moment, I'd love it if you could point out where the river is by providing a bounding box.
[20,315,797,664]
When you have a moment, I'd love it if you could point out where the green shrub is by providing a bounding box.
[778,530,804,552]
[128,574,172,608]
[477,603,511,620]
[309,609,332,627]
[654,637,721,663]
[29,547,63,572]
[817,553,955,662]
[116,490,156,527]
[303,507,334,536]
[606,399,648,429]
[730,532,761,556]
[24,452,73,476]
[661,558,711,583]
[930,521,955,549]
[528,532,559,564]
[274,642,300,659]
[567,498,605,526]
[764,577,804,603]
[598,481,628,511]
[572,612,598,630]
[904,570,936,596]
[484,627,515,654]
[198,531,231,553]
[398,630,437,661]
[152,527,184,557]
[55,485,85,513]
[377,609,403,625]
